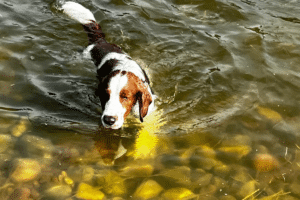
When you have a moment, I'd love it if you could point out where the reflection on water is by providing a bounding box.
[1,0,300,199]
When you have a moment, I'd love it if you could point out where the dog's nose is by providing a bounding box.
[103,115,117,126]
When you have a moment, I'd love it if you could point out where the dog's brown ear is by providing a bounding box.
[137,86,152,122]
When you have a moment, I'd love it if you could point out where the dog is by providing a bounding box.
[60,1,155,129]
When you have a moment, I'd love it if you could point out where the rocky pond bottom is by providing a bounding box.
[0,107,300,200]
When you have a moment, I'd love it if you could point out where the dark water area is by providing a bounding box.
[1,0,300,199]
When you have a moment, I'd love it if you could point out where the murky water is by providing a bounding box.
[1,0,300,199]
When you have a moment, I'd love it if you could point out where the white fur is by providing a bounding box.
[146,93,156,116]
[98,52,147,83]
[101,74,128,129]
[62,1,95,24]
[82,44,95,59]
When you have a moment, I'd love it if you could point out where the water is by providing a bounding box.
[1,0,300,199]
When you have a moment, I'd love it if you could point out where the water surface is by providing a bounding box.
[1,0,300,199]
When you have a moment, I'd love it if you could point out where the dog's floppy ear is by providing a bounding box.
[137,85,152,122]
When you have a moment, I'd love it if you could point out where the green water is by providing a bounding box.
[1,0,300,199]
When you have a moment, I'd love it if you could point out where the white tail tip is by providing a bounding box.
[62,1,96,25]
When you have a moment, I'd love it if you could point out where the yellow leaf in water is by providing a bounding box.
[162,188,195,200]
[257,106,282,123]
[133,179,164,199]
[76,183,105,200]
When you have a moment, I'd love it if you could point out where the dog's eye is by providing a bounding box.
[120,93,128,100]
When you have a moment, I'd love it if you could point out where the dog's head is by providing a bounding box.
[97,70,154,129]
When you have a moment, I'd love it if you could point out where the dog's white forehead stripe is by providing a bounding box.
[98,52,146,82]
[109,74,128,101]
[102,74,128,129]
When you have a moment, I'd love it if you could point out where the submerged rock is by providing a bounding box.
[162,187,195,200]
[192,172,213,188]
[0,134,15,153]
[231,166,252,183]
[18,135,54,159]
[181,145,216,161]
[57,171,74,187]
[219,195,237,200]
[8,187,31,200]
[10,158,41,183]
[121,163,154,177]
[217,145,252,161]
[44,184,72,199]
[11,118,30,137]
[256,106,282,123]
[213,163,231,178]
[237,180,257,199]
[96,170,126,196]
[194,145,217,159]
[159,166,191,186]
[0,154,12,168]
[67,165,94,183]
[223,135,252,147]
[54,146,80,161]
[76,183,105,200]
[239,115,261,130]
[189,155,219,170]
[159,154,183,167]
[288,183,300,198]
[0,46,14,61]
[269,121,297,147]
[133,179,164,199]
[253,153,279,172]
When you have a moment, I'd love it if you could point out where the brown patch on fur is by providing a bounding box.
[120,71,152,122]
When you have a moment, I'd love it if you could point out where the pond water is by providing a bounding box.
[1,0,300,199]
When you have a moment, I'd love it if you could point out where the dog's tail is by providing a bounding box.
[61,1,105,44]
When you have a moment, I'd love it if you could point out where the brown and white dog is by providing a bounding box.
[61,1,155,129]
